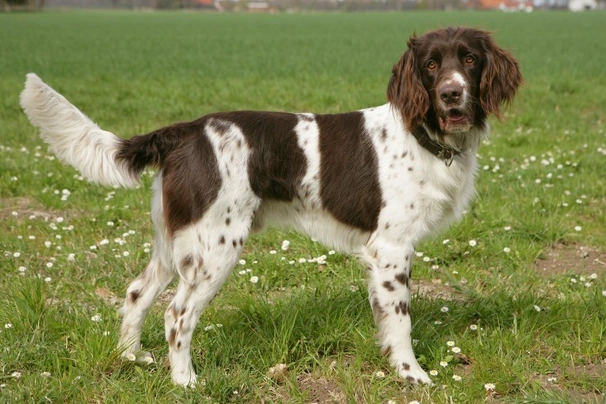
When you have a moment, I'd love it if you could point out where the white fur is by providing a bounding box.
[20,73,138,188]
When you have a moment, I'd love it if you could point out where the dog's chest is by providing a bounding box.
[367,114,477,244]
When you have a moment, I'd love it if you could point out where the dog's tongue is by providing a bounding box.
[447,112,465,122]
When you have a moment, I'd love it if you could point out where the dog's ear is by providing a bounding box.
[386,37,429,131]
[478,32,523,120]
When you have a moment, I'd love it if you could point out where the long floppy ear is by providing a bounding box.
[479,32,523,120]
[386,37,429,131]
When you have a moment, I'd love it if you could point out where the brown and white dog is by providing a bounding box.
[20,27,522,386]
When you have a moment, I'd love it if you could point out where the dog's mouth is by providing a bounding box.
[438,109,472,133]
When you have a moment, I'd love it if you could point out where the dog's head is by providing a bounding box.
[387,27,523,136]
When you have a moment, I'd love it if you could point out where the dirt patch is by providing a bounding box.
[295,373,346,404]
[529,360,606,403]
[0,196,78,221]
[413,278,458,301]
[262,371,346,404]
[535,243,606,277]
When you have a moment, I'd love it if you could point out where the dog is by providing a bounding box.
[20,26,522,386]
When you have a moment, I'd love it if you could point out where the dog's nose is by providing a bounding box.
[439,83,464,105]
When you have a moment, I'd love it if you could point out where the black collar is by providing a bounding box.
[411,125,460,166]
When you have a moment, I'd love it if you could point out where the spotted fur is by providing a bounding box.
[20,27,521,387]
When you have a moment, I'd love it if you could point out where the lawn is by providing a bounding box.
[1,10,605,404]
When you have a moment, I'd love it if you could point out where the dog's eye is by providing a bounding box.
[427,60,437,70]
[465,55,475,64]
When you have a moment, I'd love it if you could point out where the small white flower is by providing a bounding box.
[468,240,477,247]
[442,239,450,245]
[238,270,247,276]
[375,371,385,378]
[91,314,103,322]
[547,377,557,383]
[122,251,129,257]
[588,273,598,280]
[534,305,541,312]
[11,371,22,379]
[107,221,114,227]
[281,240,290,251]
[504,226,512,231]
[269,250,277,255]
[238,259,246,265]
[13,252,21,258]
[446,341,455,347]
[67,254,75,262]
[434,320,443,325]
[18,266,27,273]
[40,371,51,377]
[602,290,606,297]
[503,247,511,253]
[44,277,52,283]
[298,258,307,263]
[141,356,154,365]
[440,306,449,313]
[328,250,335,255]
[5,323,13,329]
[250,276,259,284]
[103,331,111,336]
[452,374,462,381]
[429,370,438,376]
[126,353,136,362]
[574,226,582,232]
[439,361,448,368]
[451,347,461,354]
[407,401,420,404]
[484,382,496,391]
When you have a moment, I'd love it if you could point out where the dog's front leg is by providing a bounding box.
[362,242,432,385]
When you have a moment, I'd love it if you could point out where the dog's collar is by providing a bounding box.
[411,125,460,166]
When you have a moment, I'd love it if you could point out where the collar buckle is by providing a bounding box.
[412,125,460,166]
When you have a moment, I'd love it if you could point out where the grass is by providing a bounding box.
[1,10,605,404]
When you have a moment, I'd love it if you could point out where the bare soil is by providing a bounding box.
[535,243,606,277]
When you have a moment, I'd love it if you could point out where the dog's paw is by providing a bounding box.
[399,363,433,385]
[136,351,155,365]
[171,367,197,387]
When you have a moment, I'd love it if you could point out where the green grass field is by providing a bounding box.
[1,10,605,403]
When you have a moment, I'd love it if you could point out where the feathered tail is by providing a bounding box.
[20,73,169,188]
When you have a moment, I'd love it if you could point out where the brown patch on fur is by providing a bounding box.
[168,327,177,346]
[395,272,409,287]
[155,121,222,235]
[395,301,409,315]
[180,254,193,269]
[208,111,308,202]
[129,290,140,303]
[317,112,382,232]
[382,281,395,292]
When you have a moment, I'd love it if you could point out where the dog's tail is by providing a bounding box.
[20,73,180,188]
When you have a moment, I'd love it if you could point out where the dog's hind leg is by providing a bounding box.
[118,255,176,363]
[163,216,252,387]
[118,177,177,363]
